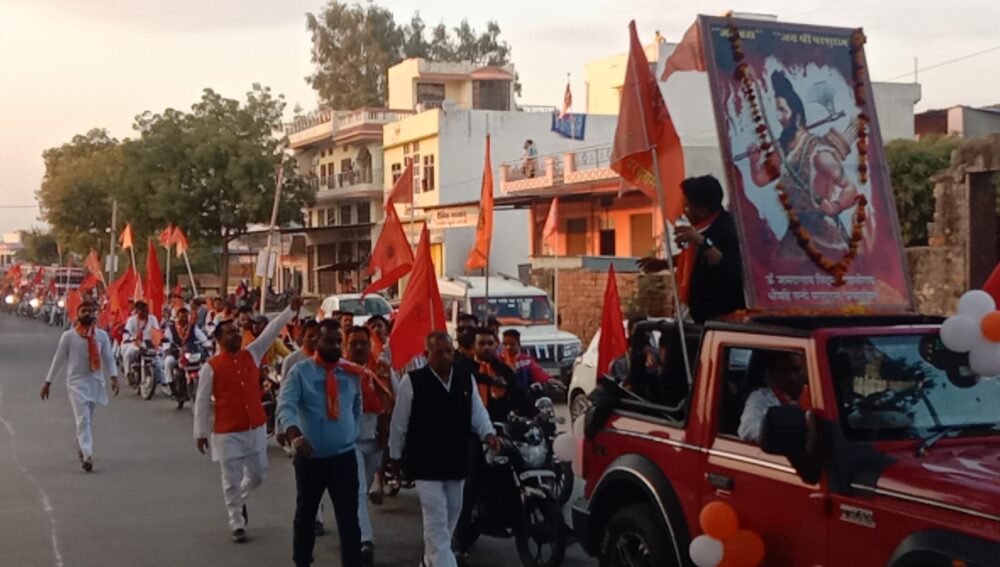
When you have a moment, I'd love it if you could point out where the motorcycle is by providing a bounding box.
[260,365,281,437]
[50,298,67,328]
[470,416,568,567]
[527,387,574,505]
[126,340,160,400]
[169,344,206,410]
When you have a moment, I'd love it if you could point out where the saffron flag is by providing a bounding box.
[660,21,706,83]
[119,223,135,250]
[560,81,573,119]
[144,239,164,319]
[387,161,415,205]
[84,249,105,284]
[362,198,415,297]
[173,226,189,258]
[158,225,174,248]
[390,227,446,370]
[108,266,137,321]
[66,290,82,322]
[610,20,686,222]
[596,265,628,378]
[78,274,100,296]
[542,197,560,252]
[465,135,494,272]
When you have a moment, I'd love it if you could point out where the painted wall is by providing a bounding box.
[388,59,421,110]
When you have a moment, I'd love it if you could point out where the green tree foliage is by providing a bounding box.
[15,229,59,265]
[885,135,959,246]
[306,2,518,107]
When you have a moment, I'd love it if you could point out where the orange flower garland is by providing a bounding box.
[726,14,869,286]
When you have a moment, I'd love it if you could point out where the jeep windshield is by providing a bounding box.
[470,295,553,326]
[339,297,391,316]
[826,333,1000,442]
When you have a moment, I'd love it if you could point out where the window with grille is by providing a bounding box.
[357,202,371,224]
[422,155,435,192]
[341,205,352,225]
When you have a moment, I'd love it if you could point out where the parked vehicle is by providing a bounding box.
[439,276,582,383]
[318,293,393,326]
[470,413,568,567]
[572,315,1000,567]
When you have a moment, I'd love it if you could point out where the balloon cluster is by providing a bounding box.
[940,290,1000,376]
[689,501,765,567]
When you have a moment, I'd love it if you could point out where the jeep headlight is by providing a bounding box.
[562,341,581,360]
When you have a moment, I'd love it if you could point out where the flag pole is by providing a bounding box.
[183,251,199,297]
[623,21,692,386]
[128,245,139,299]
[164,242,171,295]
[260,163,285,315]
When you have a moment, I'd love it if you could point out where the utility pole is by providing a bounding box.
[107,199,118,281]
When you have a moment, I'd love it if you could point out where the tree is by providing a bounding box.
[136,85,314,289]
[306,1,402,108]
[16,229,59,265]
[306,2,518,106]
[886,135,959,246]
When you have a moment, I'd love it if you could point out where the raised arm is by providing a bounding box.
[247,307,296,366]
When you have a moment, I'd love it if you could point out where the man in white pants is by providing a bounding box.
[389,332,497,567]
[42,301,120,472]
[122,300,165,384]
[194,297,300,543]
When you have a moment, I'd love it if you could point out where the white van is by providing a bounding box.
[437,276,582,381]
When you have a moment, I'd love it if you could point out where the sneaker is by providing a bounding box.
[231,528,247,544]
[314,521,325,536]
[242,504,248,527]
[360,541,374,566]
[81,458,93,473]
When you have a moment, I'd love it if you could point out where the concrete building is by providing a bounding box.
[915,105,1000,139]
[388,59,517,112]
[286,107,413,295]
[0,232,24,266]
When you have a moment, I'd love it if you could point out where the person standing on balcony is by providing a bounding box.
[521,139,538,178]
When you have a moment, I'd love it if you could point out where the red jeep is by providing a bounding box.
[572,314,1000,567]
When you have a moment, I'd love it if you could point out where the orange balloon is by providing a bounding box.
[723,529,766,567]
[717,559,740,567]
[699,501,739,541]
[981,311,1000,343]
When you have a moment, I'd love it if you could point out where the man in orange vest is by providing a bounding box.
[194,295,302,543]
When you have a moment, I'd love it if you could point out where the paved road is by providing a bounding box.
[0,315,596,567]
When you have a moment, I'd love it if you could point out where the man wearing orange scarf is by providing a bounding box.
[277,319,367,567]
[42,301,119,472]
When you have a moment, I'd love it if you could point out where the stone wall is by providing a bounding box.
[906,247,963,315]
[532,267,674,345]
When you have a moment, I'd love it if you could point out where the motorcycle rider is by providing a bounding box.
[500,329,551,390]
[163,306,210,388]
[122,300,165,386]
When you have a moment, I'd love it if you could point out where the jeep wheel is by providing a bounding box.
[600,504,675,567]
[569,390,591,423]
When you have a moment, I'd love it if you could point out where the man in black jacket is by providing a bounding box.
[640,175,745,323]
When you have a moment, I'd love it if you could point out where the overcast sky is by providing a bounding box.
[2,0,998,235]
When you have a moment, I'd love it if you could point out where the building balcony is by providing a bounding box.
[310,169,384,202]
[335,108,414,144]
[499,144,618,194]
[286,109,336,149]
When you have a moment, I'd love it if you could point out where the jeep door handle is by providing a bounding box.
[707,472,735,491]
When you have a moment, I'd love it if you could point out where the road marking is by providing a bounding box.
[0,387,64,567]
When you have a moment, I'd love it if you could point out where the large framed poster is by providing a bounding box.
[700,15,913,311]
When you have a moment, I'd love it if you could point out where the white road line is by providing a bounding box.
[0,387,64,567]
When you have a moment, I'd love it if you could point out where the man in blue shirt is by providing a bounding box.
[278,319,363,567]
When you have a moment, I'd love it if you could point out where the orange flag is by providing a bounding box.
[173,226,189,258]
[596,265,628,377]
[542,197,560,252]
[144,239,164,319]
[660,21,706,83]
[66,290,82,322]
[362,198,415,297]
[610,20,686,223]
[158,224,174,248]
[119,223,135,250]
[387,161,414,205]
[390,227,446,370]
[84,249,105,284]
[465,135,494,271]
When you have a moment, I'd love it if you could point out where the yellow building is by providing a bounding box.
[584,36,664,115]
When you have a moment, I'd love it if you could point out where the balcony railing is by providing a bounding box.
[285,109,334,135]
[336,108,412,129]
[499,143,618,194]
[308,168,382,192]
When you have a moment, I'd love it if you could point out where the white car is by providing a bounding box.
[318,293,393,326]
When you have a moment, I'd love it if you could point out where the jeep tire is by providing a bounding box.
[600,503,675,567]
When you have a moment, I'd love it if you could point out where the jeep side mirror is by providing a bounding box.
[760,405,807,457]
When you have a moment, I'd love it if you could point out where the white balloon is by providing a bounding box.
[940,315,980,353]
[689,535,724,567]
[969,343,1000,377]
[573,415,586,438]
[553,433,576,462]
[958,290,996,318]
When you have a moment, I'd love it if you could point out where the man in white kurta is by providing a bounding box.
[193,299,299,543]
[122,300,165,384]
[42,301,119,472]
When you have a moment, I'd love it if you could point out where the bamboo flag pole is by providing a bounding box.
[183,251,198,297]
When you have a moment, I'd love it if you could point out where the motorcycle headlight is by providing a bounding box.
[562,342,582,360]
[4,295,15,305]
[57,300,66,309]
[518,443,548,469]
[29,298,40,309]
[186,353,202,363]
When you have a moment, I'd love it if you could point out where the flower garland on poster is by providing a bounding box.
[726,13,869,286]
